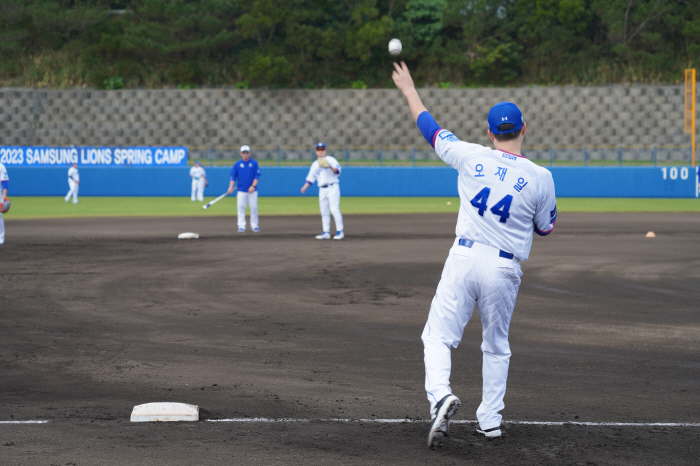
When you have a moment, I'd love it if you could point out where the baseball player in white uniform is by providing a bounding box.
[392,62,557,447]
[65,163,80,204]
[0,162,9,244]
[300,143,344,240]
[189,161,208,202]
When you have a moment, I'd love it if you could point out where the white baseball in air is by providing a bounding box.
[388,38,402,56]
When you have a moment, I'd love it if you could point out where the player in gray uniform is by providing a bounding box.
[392,62,557,447]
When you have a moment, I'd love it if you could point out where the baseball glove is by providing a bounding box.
[317,157,331,168]
[0,198,10,214]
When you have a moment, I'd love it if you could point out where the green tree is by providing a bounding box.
[439,0,522,85]
[109,0,240,86]
[1,0,699,88]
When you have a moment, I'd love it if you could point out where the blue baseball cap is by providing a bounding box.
[194,160,200,164]
[488,102,524,134]
[316,142,326,149]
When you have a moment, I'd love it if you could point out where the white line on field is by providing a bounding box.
[3,418,698,427]
[206,418,700,427]
[0,420,49,424]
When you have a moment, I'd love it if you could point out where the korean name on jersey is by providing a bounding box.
[434,130,556,261]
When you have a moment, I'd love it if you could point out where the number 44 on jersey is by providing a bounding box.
[470,188,513,223]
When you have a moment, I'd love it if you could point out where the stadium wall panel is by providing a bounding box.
[8,166,699,198]
[0,86,695,150]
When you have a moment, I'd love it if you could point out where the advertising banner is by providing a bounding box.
[5,166,698,197]
[0,146,187,166]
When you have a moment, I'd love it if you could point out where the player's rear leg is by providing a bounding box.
[422,245,478,445]
[319,192,331,236]
[329,185,343,236]
[474,260,522,434]
[249,191,259,230]
[237,192,248,231]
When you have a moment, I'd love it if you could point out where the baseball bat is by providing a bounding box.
[202,191,234,210]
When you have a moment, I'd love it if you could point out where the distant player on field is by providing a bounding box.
[189,160,208,202]
[300,143,344,240]
[226,145,260,233]
[65,163,80,204]
[391,61,557,447]
[0,162,9,244]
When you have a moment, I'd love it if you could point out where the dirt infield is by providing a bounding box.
[1,212,699,465]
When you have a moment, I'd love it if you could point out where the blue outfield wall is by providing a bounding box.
[6,166,700,198]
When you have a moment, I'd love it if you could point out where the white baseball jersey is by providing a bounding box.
[305,156,341,186]
[1,162,7,243]
[190,166,206,180]
[68,166,79,183]
[434,129,556,261]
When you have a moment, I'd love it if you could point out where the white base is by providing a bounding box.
[130,402,199,422]
[178,232,200,239]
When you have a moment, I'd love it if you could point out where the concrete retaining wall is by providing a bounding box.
[0,86,694,150]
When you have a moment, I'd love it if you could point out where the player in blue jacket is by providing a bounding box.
[226,145,261,232]
[392,61,557,448]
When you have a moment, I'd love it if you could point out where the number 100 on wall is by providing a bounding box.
[660,167,690,180]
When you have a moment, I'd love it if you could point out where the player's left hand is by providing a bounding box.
[248,186,256,193]
[392,61,416,96]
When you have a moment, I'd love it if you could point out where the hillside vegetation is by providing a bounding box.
[1,0,698,89]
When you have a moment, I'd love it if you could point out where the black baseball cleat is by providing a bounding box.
[427,394,461,448]
[475,423,502,438]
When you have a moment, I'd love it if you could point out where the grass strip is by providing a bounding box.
[4,197,699,220]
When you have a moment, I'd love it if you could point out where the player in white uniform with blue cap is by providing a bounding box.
[392,62,557,447]
[65,163,80,204]
[226,145,260,232]
[301,143,344,240]
[0,162,9,244]
[189,161,208,202]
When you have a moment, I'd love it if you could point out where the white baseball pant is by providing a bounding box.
[0,212,4,244]
[191,178,205,201]
[319,183,343,233]
[237,191,258,229]
[65,180,79,203]
[422,238,522,430]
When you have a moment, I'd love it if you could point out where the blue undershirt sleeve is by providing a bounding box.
[416,111,442,148]
[1,180,8,191]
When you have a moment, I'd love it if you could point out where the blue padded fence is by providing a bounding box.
[7,166,700,198]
